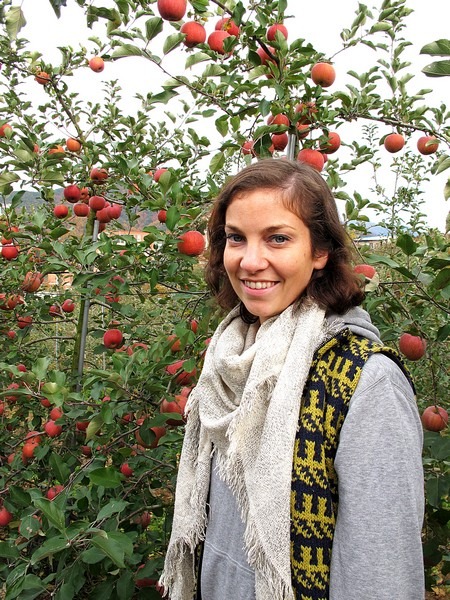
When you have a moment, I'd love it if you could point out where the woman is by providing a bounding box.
[161,159,424,600]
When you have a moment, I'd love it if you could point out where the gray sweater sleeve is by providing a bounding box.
[330,353,425,600]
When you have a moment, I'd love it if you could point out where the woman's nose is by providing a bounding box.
[239,243,268,273]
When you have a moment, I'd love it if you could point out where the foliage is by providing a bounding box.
[0,0,448,596]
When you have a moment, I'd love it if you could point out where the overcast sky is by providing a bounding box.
[18,0,450,230]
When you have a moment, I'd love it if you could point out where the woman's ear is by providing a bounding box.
[313,251,329,271]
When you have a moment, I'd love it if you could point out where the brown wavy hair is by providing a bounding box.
[205,158,364,316]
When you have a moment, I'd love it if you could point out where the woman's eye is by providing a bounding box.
[226,233,243,243]
[271,235,288,244]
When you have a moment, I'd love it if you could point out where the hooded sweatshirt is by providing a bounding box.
[199,307,424,600]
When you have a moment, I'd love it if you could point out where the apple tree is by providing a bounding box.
[0,0,448,597]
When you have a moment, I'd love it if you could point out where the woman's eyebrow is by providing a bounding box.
[225,223,297,232]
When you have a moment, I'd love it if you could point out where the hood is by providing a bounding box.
[326,306,382,345]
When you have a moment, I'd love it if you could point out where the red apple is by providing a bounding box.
[177,230,205,256]
[384,133,405,153]
[63,185,81,203]
[61,299,75,313]
[256,45,276,66]
[180,21,206,47]
[156,0,186,21]
[242,140,255,156]
[103,328,124,349]
[354,264,377,279]
[321,132,341,154]
[398,333,427,361]
[160,395,188,425]
[89,57,104,72]
[207,30,231,55]
[165,359,197,385]
[53,204,69,218]
[44,420,63,438]
[89,167,108,182]
[0,123,12,138]
[215,17,240,37]
[271,132,288,151]
[74,203,90,217]
[120,462,134,478]
[153,168,168,182]
[417,135,439,155]
[267,23,288,41]
[267,113,290,128]
[21,271,43,293]
[0,507,13,527]
[1,244,19,260]
[311,62,336,87]
[17,315,32,329]
[89,195,106,211]
[296,148,325,171]
[157,209,167,223]
[107,203,122,219]
[421,405,448,432]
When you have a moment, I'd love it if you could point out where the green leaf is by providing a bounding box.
[116,571,135,600]
[9,485,31,508]
[91,533,126,568]
[19,514,42,540]
[432,267,450,290]
[0,541,20,559]
[111,44,143,59]
[422,59,450,77]
[49,453,71,484]
[34,498,66,532]
[5,6,26,40]
[426,475,449,508]
[89,467,122,488]
[0,171,20,194]
[209,152,225,175]
[435,156,450,175]
[30,536,69,565]
[215,115,229,137]
[81,547,104,564]
[166,205,180,231]
[185,52,211,68]
[436,323,450,342]
[396,233,417,256]
[163,33,184,55]
[420,39,450,56]
[48,0,67,18]
[145,17,163,41]
[97,499,129,520]
[32,357,51,380]
[86,414,104,441]
[202,64,225,77]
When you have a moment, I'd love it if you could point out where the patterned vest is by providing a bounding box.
[290,329,413,600]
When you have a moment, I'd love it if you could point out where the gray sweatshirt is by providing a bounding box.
[200,308,425,600]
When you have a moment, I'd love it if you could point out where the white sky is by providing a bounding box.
[17,0,450,230]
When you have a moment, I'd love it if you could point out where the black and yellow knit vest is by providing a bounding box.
[290,328,413,600]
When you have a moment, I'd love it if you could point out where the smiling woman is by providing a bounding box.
[160,159,425,600]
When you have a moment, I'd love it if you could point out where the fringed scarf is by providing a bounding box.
[160,298,331,600]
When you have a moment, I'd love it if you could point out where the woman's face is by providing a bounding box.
[223,188,328,323]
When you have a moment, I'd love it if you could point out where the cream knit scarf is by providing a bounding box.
[160,298,328,600]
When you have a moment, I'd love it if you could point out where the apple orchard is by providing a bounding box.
[0,0,449,597]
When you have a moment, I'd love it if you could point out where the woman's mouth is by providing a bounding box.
[243,280,277,290]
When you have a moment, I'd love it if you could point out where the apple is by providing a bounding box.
[120,463,134,478]
[5,382,20,402]
[321,132,341,154]
[49,407,63,421]
[354,264,377,279]
[256,45,276,66]
[61,299,75,313]
[81,445,92,456]
[41,397,52,408]
[103,328,124,349]
[1,244,19,260]
[63,184,81,203]
[166,359,197,385]
[35,71,51,85]
[177,230,205,256]
[46,485,64,500]
[89,167,108,182]
[79,187,90,202]
[53,204,69,218]
[384,133,405,153]
[17,363,27,373]
[267,113,290,128]
[398,333,427,361]
[22,442,37,460]
[17,315,32,329]
[49,304,61,317]
[0,507,13,527]
[297,148,325,171]
[296,123,310,139]
[89,195,106,211]
[190,319,198,333]
[76,420,89,432]
[1,225,20,244]
[0,123,12,138]
[44,420,63,437]
[160,395,188,425]
[66,137,81,152]
[267,23,288,40]
[242,140,255,156]
[89,56,104,72]
[74,203,90,217]
[311,62,336,87]
[156,0,186,21]
[207,30,231,55]
[157,209,167,223]
[421,405,448,432]
[22,271,43,293]
[133,511,152,528]
[96,207,112,223]
[48,145,65,156]
[25,430,41,443]
[153,168,168,182]
[417,135,439,155]
[107,203,122,219]
[215,17,240,37]
[180,21,206,47]
[0,401,4,416]
[271,132,288,151]
[295,101,318,124]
